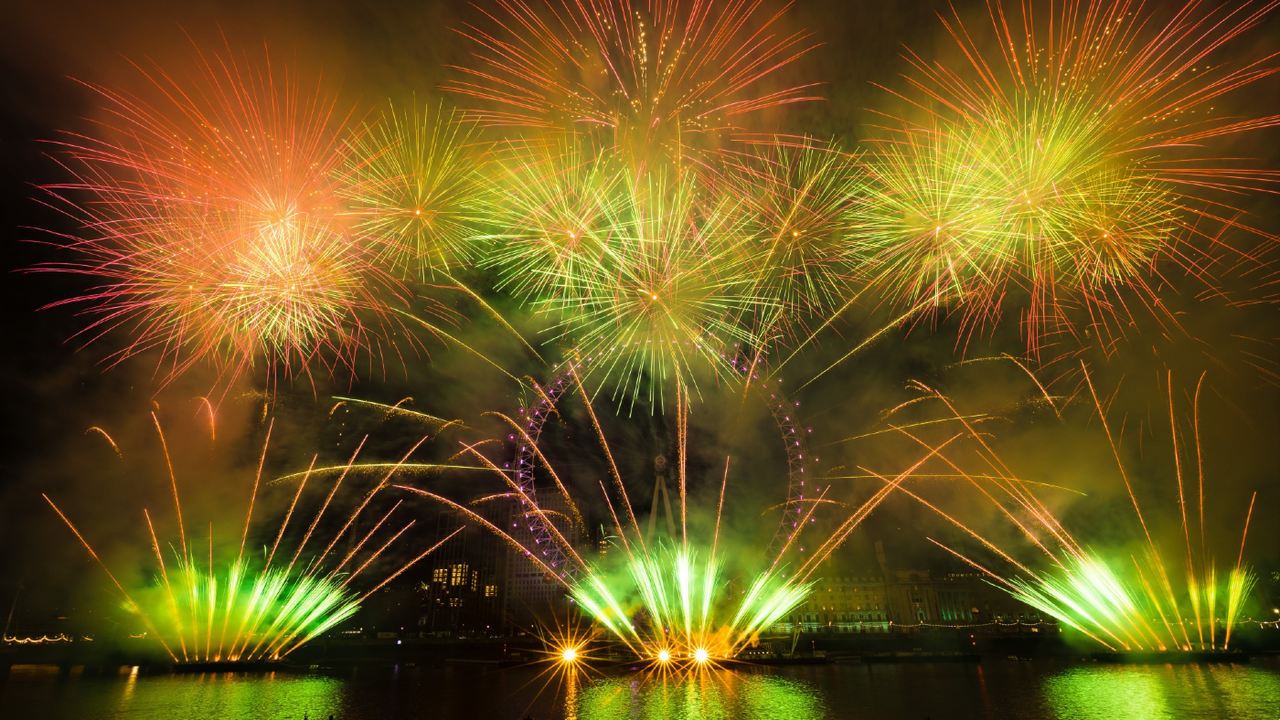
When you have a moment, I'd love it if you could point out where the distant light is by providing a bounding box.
[694,648,709,664]
[562,647,578,662]
[657,649,671,663]
[397,640,402,645]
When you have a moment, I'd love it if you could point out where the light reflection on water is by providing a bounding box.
[1045,663,1280,720]
[565,669,824,720]
[2,660,1278,719]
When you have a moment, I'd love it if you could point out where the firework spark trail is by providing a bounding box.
[286,437,368,576]
[395,485,569,584]
[151,412,187,559]
[1224,492,1259,649]
[239,419,274,563]
[332,396,454,427]
[267,456,317,570]
[487,412,586,531]
[902,371,1264,652]
[306,435,432,575]
[145,509,187,660]
[570,361,644,555]
[85,427,122,458]
[461,443,591,573]
[43,496,177,661]
[795,436,960,583]
[196,397,216,444]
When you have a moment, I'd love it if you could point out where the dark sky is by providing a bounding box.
[1,0,1277,614]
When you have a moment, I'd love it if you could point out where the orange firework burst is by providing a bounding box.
[35,47,419,389]
[445,0,822,171]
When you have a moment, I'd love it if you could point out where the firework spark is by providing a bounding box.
[904,370,1262,653]
[485,148,775,406]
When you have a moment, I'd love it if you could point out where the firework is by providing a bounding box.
[35,49,413,388]
[905,371,1262,652]
[445,0,821,171]
[484,147,775,406]
[849,0,1280,356]
[341,102,489,280]
[44,414,460,663]
[396,357,942,668]
[569,541,812,669]
[722,138,863,338]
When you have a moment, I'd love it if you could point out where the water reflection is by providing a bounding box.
[1045,664,1280,720]
[5,660,1280,719]
[3,666,346,720]
[568,669,824,720]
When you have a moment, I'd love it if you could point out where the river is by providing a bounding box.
[3,658,1278,719]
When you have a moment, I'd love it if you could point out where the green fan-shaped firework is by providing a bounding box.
[570,542,811,668]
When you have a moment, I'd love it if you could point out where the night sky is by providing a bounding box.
[1,0,1278,622]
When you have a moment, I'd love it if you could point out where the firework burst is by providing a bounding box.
[485,147,775,406]
[445,0,822,171]
[341,101,489,280]
[35,49,414,388]
[851,0,1280,356]
[723,138,863,339]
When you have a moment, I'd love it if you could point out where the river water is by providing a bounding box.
[3,658,1278,719]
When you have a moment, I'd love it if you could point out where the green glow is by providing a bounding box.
[132,557,360,662]
[1045,665,1280,720]
[568,543,811,663]
[1001,551,1259,652]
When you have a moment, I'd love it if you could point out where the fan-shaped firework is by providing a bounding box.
[396,359,945,670]
[43,414,460,663]
[852,0,1280,355]
[342,102,488,280]
[907,373,1261,652]
[446,0,821,170]
[36,50,411,386]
